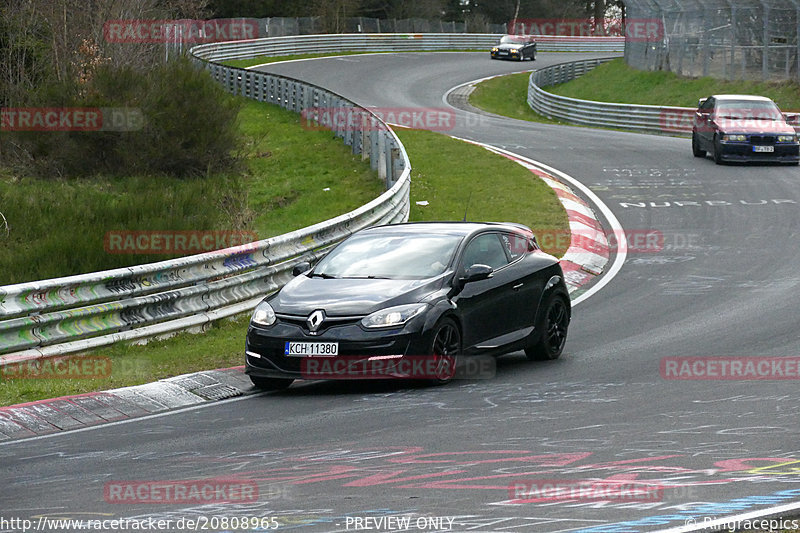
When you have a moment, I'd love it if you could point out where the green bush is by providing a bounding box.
[131,58,242,176]
[2,57,241,178]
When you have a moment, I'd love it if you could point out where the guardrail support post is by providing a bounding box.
[377,134,387,184]
[390,147,402,187]
[361,114,370,161]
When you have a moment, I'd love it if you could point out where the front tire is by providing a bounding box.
[428,318,460,384]
[692,132,706,158]
[713,135,724,165]
[250,376,294,390]
[526,294,569,361]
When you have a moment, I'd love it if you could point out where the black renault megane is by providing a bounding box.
[245,222,570,390]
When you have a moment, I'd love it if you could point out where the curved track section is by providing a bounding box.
[2,52,800,533]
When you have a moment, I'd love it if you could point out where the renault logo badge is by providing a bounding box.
[307,310,325,333]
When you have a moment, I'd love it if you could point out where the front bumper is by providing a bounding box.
[245,320,433,380]
[490,50,520,60]
[718,140,800,163]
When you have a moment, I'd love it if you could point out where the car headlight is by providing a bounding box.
[361,303,427,329]
[778,134,797,143]
[492,47,498,52]
[722,134,747,142]
[251,301,276,326]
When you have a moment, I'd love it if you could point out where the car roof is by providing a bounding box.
[360,221,531,238]
[711,94,774,103]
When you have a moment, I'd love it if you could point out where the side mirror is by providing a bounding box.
[460,264,493,284]
[784,113,799,125]
[698,97,707,107]
[292,261,312,276]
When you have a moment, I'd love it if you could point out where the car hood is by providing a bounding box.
[714,118,795,135]
[495,43,523,51]
[268,275,445,316]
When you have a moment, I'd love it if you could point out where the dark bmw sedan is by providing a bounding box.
[692,94,800,165]
[245,222,570,390]
[490,35,537,61]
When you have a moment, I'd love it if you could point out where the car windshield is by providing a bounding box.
[312,232,463,280]
[715,100,783,121]
[500,36,525,45]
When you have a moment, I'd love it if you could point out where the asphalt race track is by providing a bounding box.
[2,52,800,533]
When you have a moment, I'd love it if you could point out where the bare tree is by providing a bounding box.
[591,0,606,34]
[390,0,446,20]
[0,210,8,239]
[1,0,214,106]
[1,0,53,107]
[312,0,361,33]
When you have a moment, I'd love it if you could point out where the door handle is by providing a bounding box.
[512,283,524,290]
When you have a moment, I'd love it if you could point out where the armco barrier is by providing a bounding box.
[0,34,623,365]
[528,57,694,135]
[191,33,623,62]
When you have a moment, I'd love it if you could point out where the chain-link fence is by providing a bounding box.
[624,0,800,81]
[264,17,506,36]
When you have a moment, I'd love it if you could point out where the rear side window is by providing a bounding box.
[500,232,529,262]
[461,233,510,270]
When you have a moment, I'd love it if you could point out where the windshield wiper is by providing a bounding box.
[719,115,778,121]
[310,272,338,279]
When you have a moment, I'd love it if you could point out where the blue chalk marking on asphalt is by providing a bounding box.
[573,488,800,532]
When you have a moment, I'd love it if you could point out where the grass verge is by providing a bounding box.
[0,317,251,406]
[0,99,383,285]
[469,58,800,124]
[397,127,569,248]
[0,128,570,406]
[547,58,800,110]
[469,71,564,125]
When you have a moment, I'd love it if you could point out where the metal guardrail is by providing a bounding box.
[528,57,694,135]
[195,33,624,62]
[0,34,625,365]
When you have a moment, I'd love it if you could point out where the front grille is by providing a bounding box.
[750,135,776,145]
[276,313,363,335]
